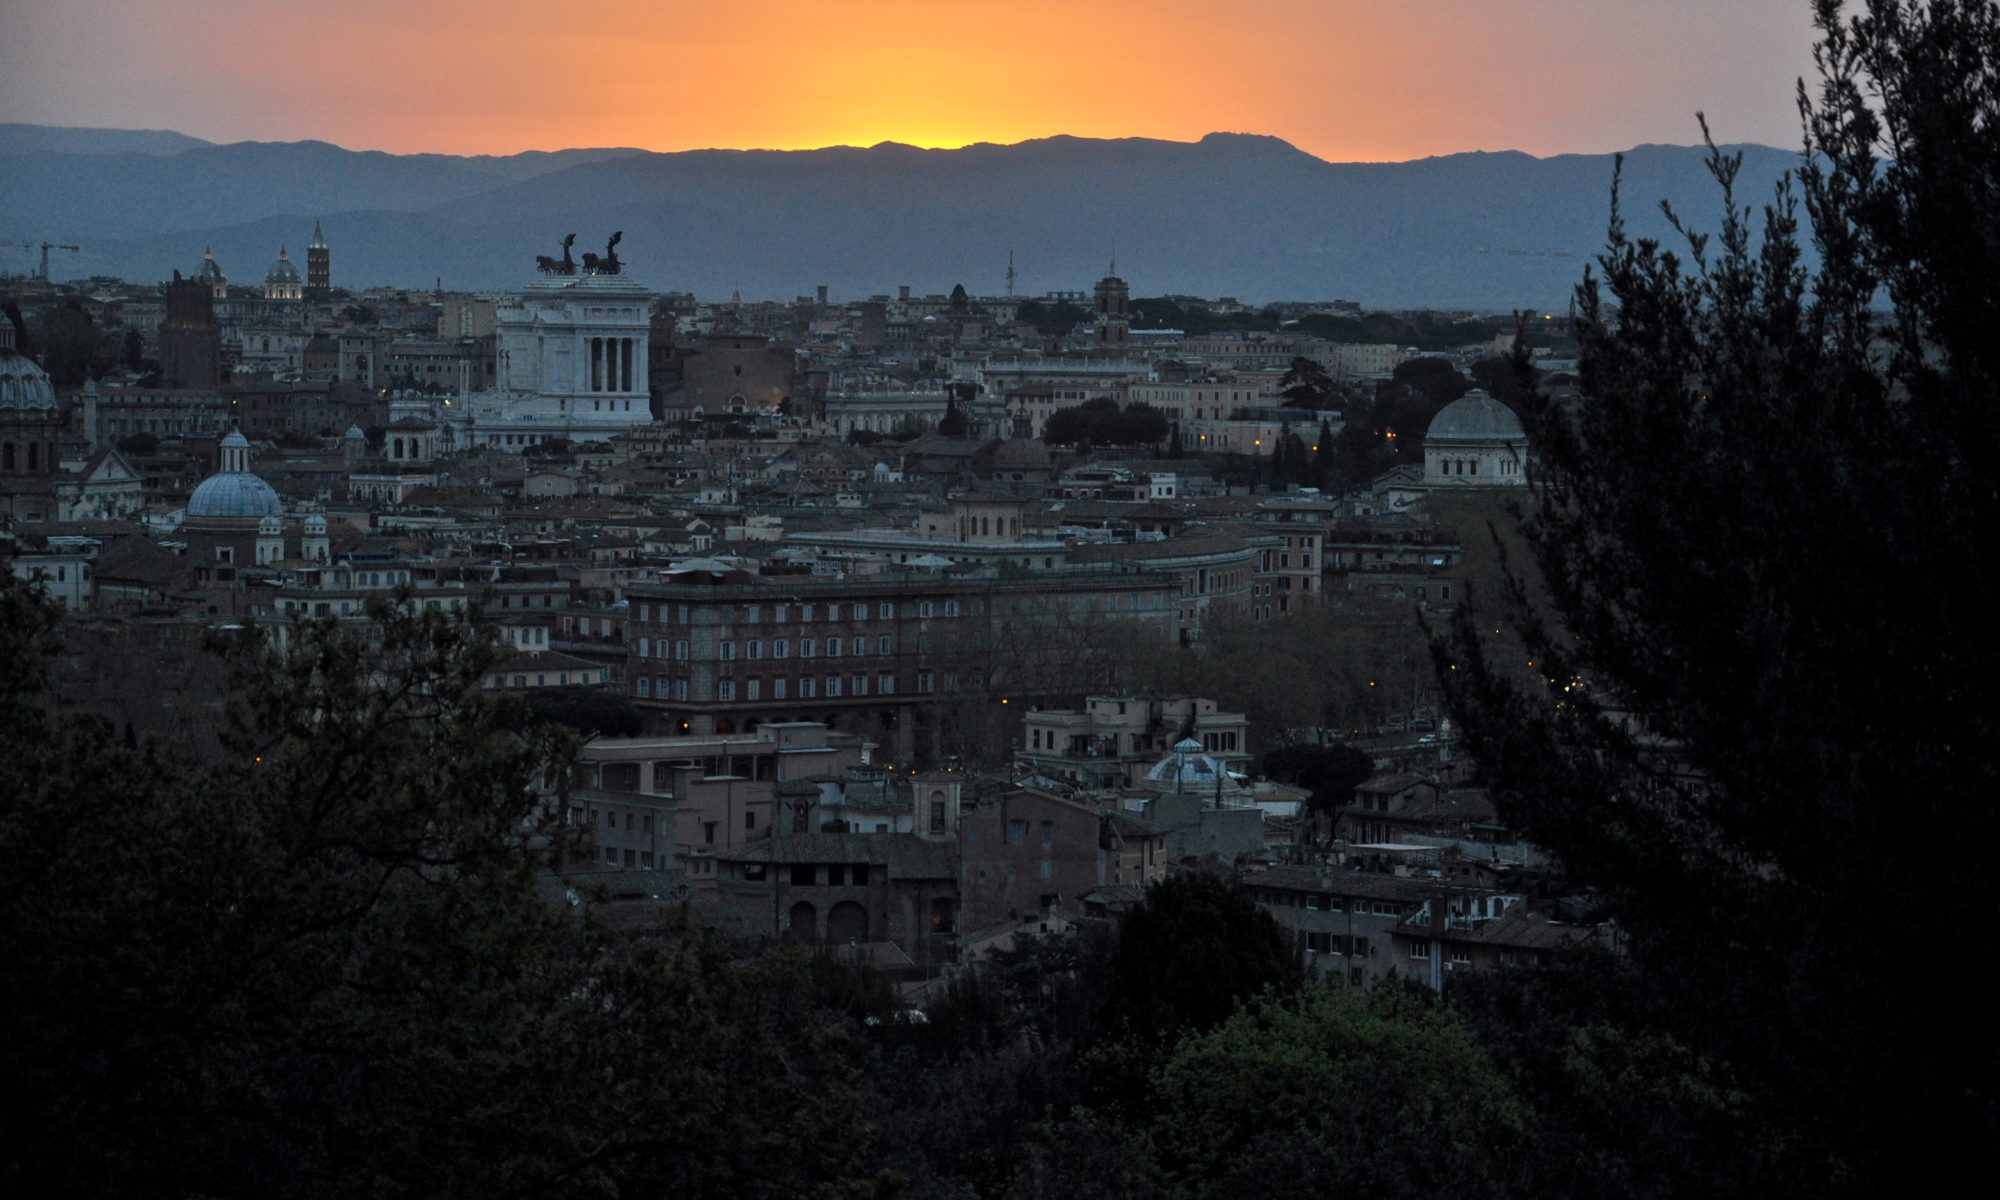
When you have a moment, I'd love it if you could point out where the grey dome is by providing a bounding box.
[0,350,57,411]
[1426,390,1523,443]
[266,251,301,284]
[992,437,1051,471]
[196,250,225,281]
[1145,750,1231,785]
[188,471,283,520]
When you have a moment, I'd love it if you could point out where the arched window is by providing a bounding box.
[26,442,38,470]
[1,443,12,471]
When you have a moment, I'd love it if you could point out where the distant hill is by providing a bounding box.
[0,123,214,157]
[0,125,1804,308]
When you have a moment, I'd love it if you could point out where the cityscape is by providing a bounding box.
[0,2,1991,1198]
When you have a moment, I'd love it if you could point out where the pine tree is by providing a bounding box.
[1441,2,2000,1191]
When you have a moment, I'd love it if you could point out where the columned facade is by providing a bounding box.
[469,272,654,449]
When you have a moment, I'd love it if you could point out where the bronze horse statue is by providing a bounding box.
[581,230,623,276]
[535,233,577,275]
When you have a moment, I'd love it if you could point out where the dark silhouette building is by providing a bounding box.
[305,220,330,302]
[159,270,223,389]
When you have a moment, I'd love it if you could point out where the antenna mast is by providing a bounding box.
[1005,250,1016,298]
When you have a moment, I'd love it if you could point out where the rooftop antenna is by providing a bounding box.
[1109,238,1117,278]
[1005,249,1016,298]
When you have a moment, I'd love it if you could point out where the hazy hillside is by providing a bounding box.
[0,126,1802,307]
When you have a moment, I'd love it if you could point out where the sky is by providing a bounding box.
[1,0,1822,161]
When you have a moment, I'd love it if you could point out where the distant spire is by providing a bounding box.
[1109,239,1117,278]
[310,219,326,249]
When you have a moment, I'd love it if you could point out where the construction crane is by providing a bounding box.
[4,240,82,279]
[37,242,81,280]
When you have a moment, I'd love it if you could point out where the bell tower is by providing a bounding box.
[305,220,331,302]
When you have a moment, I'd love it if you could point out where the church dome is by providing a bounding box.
[187,429,283,520]
[992,436,1051,473]
[188,471,283,520]
[1426,390,1523,443]
[0,324,57,411]
[266,249,302,286]
[196,249,225,282]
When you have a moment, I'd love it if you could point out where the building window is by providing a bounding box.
[801,638,817,658]
[944,600,960,617]
[746,678,761,700]
[852,675,868,697]
[825,677,841,697]
[772,677,787,699]
[718,680,735,701]
[1040,820,1053,847]
[1008,820,1026,844]
[774,638,790,658]
[1408,938,1432,960]
[826,637,842,657]
[800,677,816,698]
[720,641,736,660]
[877,635,892,654]
[878,673,894,695]
[747,640,763,659]
[919,600,934,618]
[918,669,935,693]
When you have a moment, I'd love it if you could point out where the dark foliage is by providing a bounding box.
[1043,397,1169,447]
[1440,1,2000,1192]
[1104,872,1301,1045]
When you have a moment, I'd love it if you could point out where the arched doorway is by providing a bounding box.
[826,901,868,944]
[787,900,816,942]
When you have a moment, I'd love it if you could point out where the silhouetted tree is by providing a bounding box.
[1441,2,2000,1192]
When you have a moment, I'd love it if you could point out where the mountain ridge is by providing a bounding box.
[0,125,1801,307]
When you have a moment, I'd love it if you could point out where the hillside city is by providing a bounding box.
[0,229,1593,978]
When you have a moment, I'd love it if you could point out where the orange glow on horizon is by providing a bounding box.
[3,1,1819,162]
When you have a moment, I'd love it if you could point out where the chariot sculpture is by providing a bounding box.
[534,233,577,275]
[582,231,623,276]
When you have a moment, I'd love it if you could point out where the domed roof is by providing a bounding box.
[0,327,56,411]
[1426,390,1523,443]
[992,436,1052,471]
[266,249,301,284]
[187,471,283,520]
[188,428,282,520]
[344,424,366,440]
[196,249,226,281]
[1143,749,1232,786]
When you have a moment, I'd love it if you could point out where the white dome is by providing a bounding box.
[0,352,56,411]
[1426,390,1523,443]
[1144,750,1232,786]
[188,472,283,520]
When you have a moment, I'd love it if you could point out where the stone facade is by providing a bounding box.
[470,273,654,447]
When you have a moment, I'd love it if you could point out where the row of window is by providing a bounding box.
[636,671,919,702]
[634,599,962,625]
[1259,889,1408,917]
[1300,932,1373,956]
[636,634,899,661]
